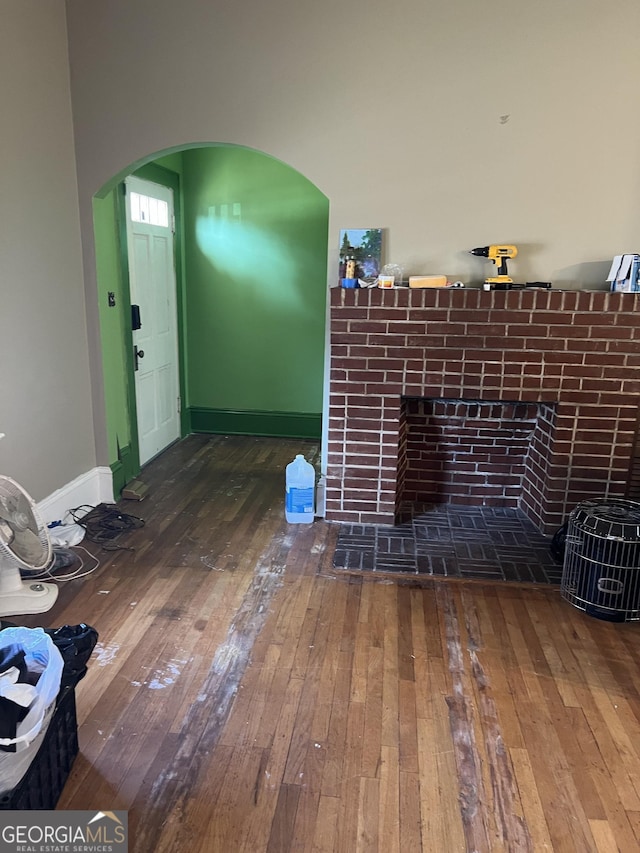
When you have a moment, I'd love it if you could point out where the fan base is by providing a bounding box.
[0,581,58,617]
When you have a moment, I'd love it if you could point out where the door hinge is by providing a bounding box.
[177,396,182,414]
[171,214,176,234]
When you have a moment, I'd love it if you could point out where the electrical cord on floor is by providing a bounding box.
[27,545,101,583]
[68,503,145,551]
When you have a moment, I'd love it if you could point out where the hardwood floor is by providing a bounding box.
[17,435,640,851]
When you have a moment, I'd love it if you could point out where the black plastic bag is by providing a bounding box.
[43,624,99,692]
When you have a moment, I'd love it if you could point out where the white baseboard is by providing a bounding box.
[37,467,114,525]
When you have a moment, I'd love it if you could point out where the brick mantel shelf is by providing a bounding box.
[326,286,640,533]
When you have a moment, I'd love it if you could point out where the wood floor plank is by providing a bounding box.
[626,810,640,845]
[283,664,324,784]
[399,769,422,853]
[356,776,380,852]
[140,740,235,853]
[589,819,622,853]
[198,744,269,853]
[336,701,366,853]
[380,584,399,750]
[361,644,383,778]
[310,795,339,852]
[509,747,554,852]
[290,786,321,853]
[438,584,492,852]
[262,673,305,787]
[398,677,419,775]
[416,714,467,852]
[377,745,400,853]
[397,585,416,683]
[580,670,640,809]
[350,612,370,705]
[218,640,282,748]
[510,699,596,853]
[265,783,301,853]
[548,706,606,821]
[320,690,350,798]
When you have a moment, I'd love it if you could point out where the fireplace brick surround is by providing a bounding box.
[326,287,640,534]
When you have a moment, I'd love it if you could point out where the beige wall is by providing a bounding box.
[0,0,95,500]
[9,0,638,475]
[66,0,640,282]
[65,0,640,465]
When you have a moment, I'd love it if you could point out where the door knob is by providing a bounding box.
[134,345,145,371]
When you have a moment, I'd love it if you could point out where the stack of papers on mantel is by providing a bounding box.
[607,254,640,291]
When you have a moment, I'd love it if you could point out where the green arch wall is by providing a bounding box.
[184,146,328,424]
[93,144,329,491]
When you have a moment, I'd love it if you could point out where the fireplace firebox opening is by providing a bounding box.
[395,397,558,529]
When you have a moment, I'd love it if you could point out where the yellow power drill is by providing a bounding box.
[469,245,518,288]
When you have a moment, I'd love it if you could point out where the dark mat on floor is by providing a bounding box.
[332,505,563,584]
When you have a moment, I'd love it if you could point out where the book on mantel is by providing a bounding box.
[607,254,640,292]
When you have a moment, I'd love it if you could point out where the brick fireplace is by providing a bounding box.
[326,287,640,533]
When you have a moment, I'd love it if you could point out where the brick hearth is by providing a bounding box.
[326,287,640,533]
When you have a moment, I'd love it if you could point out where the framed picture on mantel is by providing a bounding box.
[339,228,383,286]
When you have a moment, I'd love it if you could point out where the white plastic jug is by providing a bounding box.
[285,455,315,523]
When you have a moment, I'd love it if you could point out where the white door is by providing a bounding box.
[125,176,181,466]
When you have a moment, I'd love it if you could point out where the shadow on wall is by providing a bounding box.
[553,260,612,290]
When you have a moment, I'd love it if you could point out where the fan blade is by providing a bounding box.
[0,519,14,548]
[0,493,35,532]
[0,477,51,570]
[10,528,47,566]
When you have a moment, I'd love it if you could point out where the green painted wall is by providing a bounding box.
[154,152,184,174]
[94,145,328,481]
[182,147,328,416]
[93,189,130,464]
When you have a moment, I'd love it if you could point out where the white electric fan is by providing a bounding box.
[0,476,58,617]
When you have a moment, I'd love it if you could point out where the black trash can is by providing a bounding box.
[561,498,640,622]
[0,686,78,810]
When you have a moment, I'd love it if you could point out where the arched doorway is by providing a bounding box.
[92,143,329,496]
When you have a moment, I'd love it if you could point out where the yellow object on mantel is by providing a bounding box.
[409,275,448,288]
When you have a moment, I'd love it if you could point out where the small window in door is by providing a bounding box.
[130,191,169,228]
